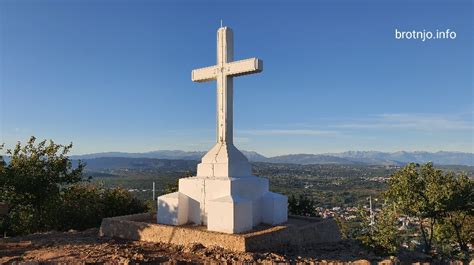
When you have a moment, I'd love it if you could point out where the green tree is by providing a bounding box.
[431,173,473,258]
[443,174,473,256]
[0,137,149,235]
[384,162,473,257]
[354,205,401,255]
[0,137,85,234]
[53,183,148,231]
[384,163,439,254]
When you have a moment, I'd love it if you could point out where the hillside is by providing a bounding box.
[79,157,197,172]
[71,150,474,166]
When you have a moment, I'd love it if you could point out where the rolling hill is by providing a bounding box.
[70,150,474,166]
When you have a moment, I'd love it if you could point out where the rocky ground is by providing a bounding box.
[0,228,435,264]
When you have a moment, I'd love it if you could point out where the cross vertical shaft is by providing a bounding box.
[217,27,234,144]
[191,26,263,150]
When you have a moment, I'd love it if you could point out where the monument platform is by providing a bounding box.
[100,213,341,252]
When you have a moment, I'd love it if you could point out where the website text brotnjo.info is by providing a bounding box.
[395,29,456,41]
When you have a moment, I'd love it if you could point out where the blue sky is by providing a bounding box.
[1,0,472,156]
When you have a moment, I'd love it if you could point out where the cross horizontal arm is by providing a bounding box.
[192,65,217,83]
[225,58,263,77]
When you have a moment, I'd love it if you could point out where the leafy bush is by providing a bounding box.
[0,137,85,234]
[288,194,318,216]
[0,137,147,236]
[339,163,473,259]
[52,183,148,231]
[384,162,473,259]
[354,206,401,255]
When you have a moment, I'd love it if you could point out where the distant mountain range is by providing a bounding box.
[71,150,474,166]
[78,157,198,172]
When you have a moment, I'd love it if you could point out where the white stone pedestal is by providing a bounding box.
[157,143,288,234]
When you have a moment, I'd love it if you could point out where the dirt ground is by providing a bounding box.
[0,228,428,264]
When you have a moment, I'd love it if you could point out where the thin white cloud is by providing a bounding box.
[333,113,473,131]
[238,129,339,136]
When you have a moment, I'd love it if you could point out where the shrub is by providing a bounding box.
[288,194,318,217]
[53,183,148,231]
[384,162,473,259]
[0,137,147,235]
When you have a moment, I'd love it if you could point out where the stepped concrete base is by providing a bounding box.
[99,213,341,252]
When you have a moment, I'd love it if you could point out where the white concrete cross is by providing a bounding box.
[157,26,288,233]
[192,27,263,144]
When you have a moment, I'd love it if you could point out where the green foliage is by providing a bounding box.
[0,144,5,174]
[52,183,148,231]
[433,217,458,259]
[288,194,318,216]
[384,162,473,259]
[440,174,473,257]
[384,163,440,254]
[432,178,473,260]
[144,199,157,213]
[0,137,147,236]
[0,137,85,234]
[354,206,401,255]
[333,214,351,240]
[164,180,179,194]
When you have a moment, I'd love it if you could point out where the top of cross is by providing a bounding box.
[191,27,263,145]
